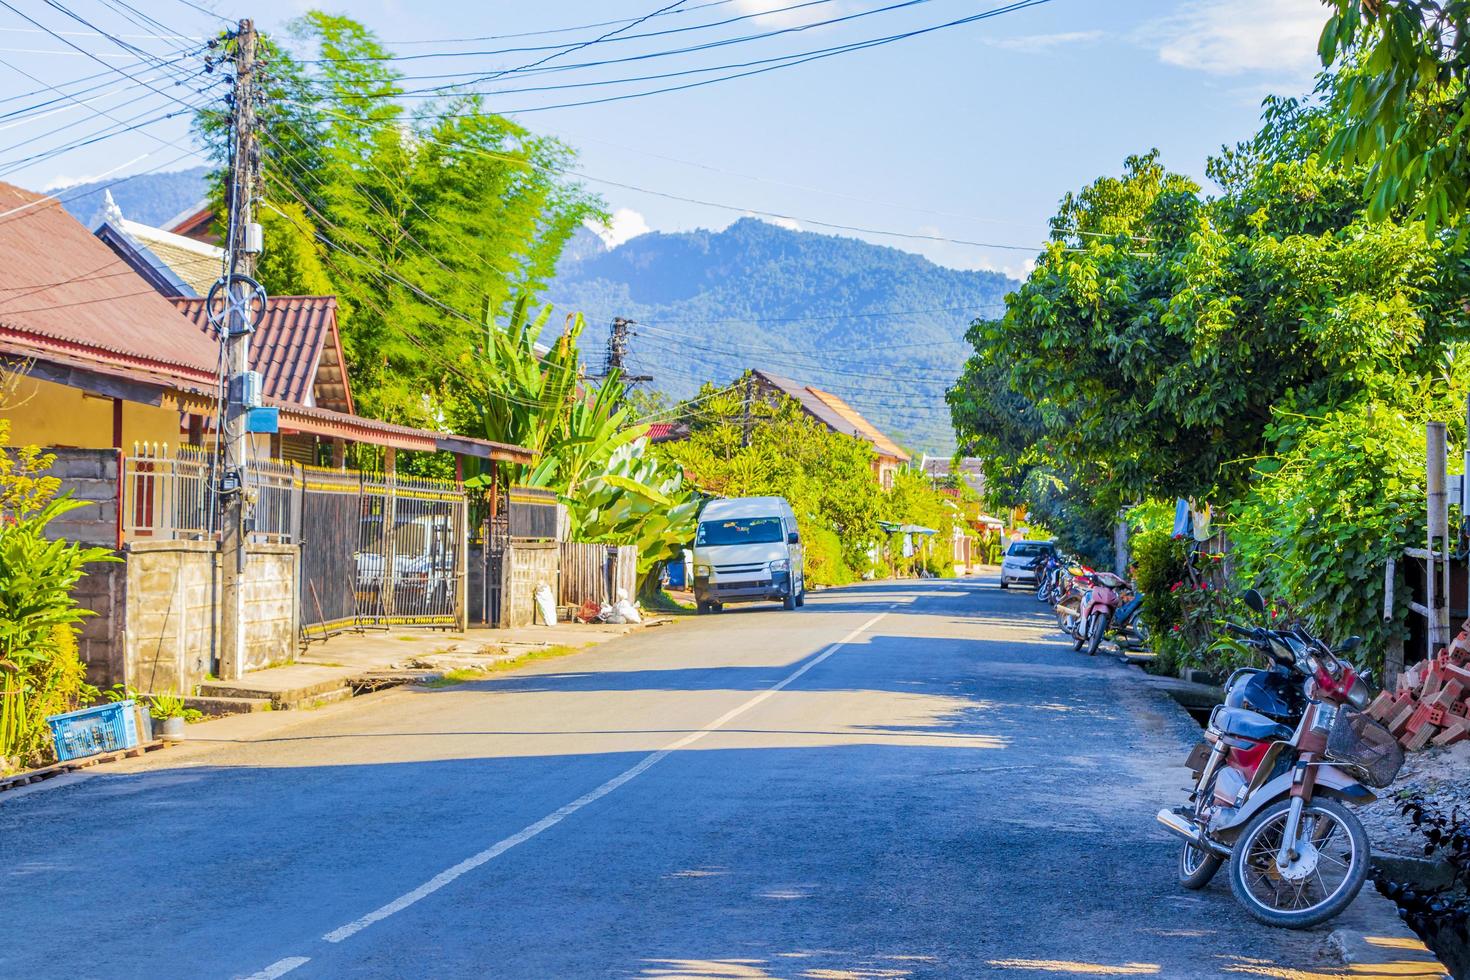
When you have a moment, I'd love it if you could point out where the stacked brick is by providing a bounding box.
[1366,624,1470,750]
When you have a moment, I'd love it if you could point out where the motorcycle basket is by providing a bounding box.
[1325,709,1404,789]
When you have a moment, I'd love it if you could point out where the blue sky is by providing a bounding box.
[2,0,1332,278]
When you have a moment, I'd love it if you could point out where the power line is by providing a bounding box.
[287,100,1060,254]
[302,0,841,64]
[382,2,737,46]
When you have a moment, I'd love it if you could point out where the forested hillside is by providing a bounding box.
[551,218,1016,453]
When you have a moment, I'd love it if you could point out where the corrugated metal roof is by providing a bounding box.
[120,219,220,295]
[752,370,910,462]
[170,295,353,414]
[0,181,219,381]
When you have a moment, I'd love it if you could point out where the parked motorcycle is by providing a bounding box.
[1069,570,1129,656]
[1109,590,1149,652]
[1053,562,1093,636]
[1035,552,1067,604]
[1156,589,1403,929]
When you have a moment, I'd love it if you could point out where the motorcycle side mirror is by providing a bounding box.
[1338,635,1362,655]
[1243,588,1266,615]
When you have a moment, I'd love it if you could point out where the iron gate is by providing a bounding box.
[298,466,467,636]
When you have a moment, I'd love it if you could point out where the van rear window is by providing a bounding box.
[697,517,784,546]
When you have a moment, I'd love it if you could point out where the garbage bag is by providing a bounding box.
[533,581,557,626]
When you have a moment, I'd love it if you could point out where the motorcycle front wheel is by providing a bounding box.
[1227,797,1368,929]
[1179,840,1222,890]
[1086,613,1106,656]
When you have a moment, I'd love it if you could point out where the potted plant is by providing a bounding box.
[146,693,200,740]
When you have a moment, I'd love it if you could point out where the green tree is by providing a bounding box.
[1318,1,1470,235]
[194,13,604,429]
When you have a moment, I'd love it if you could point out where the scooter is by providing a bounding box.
[1072,570,1129,656]
[1110,590,1149,652]
[1053,563,1093,636]
[1156,589,1401,929]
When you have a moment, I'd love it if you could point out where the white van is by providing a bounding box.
[692,496,805,614]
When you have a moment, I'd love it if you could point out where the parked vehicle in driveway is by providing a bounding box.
[999,539,1055,589]
[692,496,805,614]
[1157,588,1400,929]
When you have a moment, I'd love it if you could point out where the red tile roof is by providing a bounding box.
[170,296,354,414]
[0,181,217,385]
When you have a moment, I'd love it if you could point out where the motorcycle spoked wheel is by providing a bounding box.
[1179,839,1223,890]
[1086,612,1106,656]
[1227,797,1369,929]
[1179,773,1223,889]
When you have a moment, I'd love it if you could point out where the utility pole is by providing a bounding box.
[219,19,261,681]
[741,372,753,447]
[1428,421,1450,663]
[602,316,651,399]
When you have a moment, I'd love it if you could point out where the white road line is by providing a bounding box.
[320,611,886,947]
[243,957,311,979]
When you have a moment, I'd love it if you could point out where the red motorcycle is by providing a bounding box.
[1157,589,1401,928]
[1071,571,1129,656]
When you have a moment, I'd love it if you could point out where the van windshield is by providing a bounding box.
[697,517,784,547]
[1007,541,1051,558]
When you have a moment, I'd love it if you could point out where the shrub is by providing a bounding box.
[803,525,856,587]
[0,498,114,771]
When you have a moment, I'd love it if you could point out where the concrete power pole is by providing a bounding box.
[741,372,753,448]
[1428,421,1450,663]
[219,19,261,681]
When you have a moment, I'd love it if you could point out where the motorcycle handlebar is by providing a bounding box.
[1224,622,1257,639]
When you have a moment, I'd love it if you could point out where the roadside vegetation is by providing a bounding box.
[950,5,1470,675]
[655,377,972,587]
[0,420,112,772]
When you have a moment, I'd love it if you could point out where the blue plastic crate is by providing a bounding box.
[47,700,140,762]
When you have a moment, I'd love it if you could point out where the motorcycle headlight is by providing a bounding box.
[1347,675,1371,711]
[769,559,789,573]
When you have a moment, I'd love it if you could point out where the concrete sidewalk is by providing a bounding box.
[193,617,676,710]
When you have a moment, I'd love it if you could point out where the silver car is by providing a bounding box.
[999,539,1055,589]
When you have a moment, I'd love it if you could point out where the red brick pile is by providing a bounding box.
[1366,626,1470,750]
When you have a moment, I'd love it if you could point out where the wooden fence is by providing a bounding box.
[559,542,638,609]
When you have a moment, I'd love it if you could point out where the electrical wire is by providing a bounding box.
[383,2,736,46]
[300,0,842,64]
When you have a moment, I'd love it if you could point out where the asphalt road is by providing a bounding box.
[0,577,1406,978]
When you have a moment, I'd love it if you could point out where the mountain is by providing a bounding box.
[550,218,1016,454]
[47,166,210,229]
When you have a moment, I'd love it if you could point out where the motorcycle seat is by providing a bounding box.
[1214,706,1292,743]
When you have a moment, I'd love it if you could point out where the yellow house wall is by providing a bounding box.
[2,376,182,450]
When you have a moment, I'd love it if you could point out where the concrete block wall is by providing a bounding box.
[43,448,120,548]
[125,541,300,693]
[44,449,125,686]
[501,541,559,627]
[125,541,216,694]
[242,545,297,673]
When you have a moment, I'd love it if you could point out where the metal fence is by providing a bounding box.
[123,443,210,541]
[122,447,468,634]
[246,456,298,544]
[559,541,638,611]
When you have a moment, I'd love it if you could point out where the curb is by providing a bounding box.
[1323,927,1448,977]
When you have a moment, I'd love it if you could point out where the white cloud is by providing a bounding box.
[756,213,802,232]
[733,0,844,28]
[41,173,102,191]
[1147,0,1328,78]
[587,208,650,248]
[990,30,1104,53]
